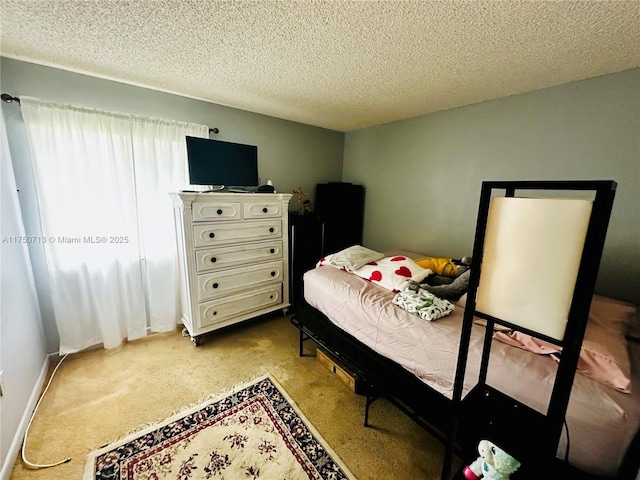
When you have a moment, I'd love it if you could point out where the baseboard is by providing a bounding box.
[0,353,51,480]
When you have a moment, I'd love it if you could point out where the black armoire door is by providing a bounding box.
[315,182,365,255]
[289,182,365,309]
[289,213,323,309]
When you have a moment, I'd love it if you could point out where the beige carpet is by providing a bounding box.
[11,313,459,480]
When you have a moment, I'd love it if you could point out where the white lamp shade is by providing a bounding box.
[476,196,593,340]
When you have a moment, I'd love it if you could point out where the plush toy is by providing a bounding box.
[463,439,520,480]
[416,255,472,300]
[422,268,470,300]
[414,257,458,276]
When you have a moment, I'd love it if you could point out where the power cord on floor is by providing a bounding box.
[21,354,72,469]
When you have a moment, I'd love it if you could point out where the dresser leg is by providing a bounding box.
[191,336,202,347]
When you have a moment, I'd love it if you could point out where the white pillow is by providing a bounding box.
[319,245,385,271]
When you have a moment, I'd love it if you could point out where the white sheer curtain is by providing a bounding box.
[20,97,208,353]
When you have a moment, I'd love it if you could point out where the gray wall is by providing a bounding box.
[1,59,638,351]
[1,57,344,202]
[343,68,639,305]
[1,106,48,478]
[1,57,345,353]
[0,56,638,477]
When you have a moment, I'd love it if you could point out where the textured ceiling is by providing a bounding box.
[1,1,639,132]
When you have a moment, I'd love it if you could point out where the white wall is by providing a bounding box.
[0,106,48,479]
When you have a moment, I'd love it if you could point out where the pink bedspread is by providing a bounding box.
[304,265,640,477]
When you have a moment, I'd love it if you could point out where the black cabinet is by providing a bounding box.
[315,182,364,255]
[289,213,323,309]
[289,182,365,309]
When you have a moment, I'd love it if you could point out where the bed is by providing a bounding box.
[291,251,640,479]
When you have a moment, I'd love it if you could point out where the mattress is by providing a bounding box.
[304,265,640,477]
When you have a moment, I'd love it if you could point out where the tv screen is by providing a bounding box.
[186,136,259,188]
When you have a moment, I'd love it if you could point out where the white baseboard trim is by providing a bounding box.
[0,353,52,480]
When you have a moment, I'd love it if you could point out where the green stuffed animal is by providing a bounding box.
[463,439,521,480]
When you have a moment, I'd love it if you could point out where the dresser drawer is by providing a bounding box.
[193,220,282,247]
[198,285,282,328]
[243,201,284,219]
[194,241,283,272]
[192,201,241,222]
[197,260,284,301]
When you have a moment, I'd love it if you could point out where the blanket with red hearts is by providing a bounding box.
[317,255,432,292]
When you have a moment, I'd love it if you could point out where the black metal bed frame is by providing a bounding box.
[291,180,640,480]
[291,302,606,480]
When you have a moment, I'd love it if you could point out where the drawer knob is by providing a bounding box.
[262,207,268,213]
[213,311,217,316]
[208,232,215,238]
[270,271,276,277]
[212,282,219,289]
[217,209,223,215]
[269,227,274,233]
[270,295,274,299]
[210,257,217,263]
[270,248,275,254]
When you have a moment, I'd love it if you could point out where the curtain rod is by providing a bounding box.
[1,92,219,134]
[1,93,20,104]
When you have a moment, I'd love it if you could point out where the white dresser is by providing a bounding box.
[170,192,292,345]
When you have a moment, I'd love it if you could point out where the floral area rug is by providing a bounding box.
[83,374,355,480]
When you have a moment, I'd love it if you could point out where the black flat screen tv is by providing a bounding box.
[186,136,259,188]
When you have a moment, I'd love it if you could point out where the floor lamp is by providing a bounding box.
[445,180,616,479]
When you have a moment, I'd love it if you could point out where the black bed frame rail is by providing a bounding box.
[292,299,640,480]
[448,180,617,479]
[291,315,455,446]
[290,305,467,444]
